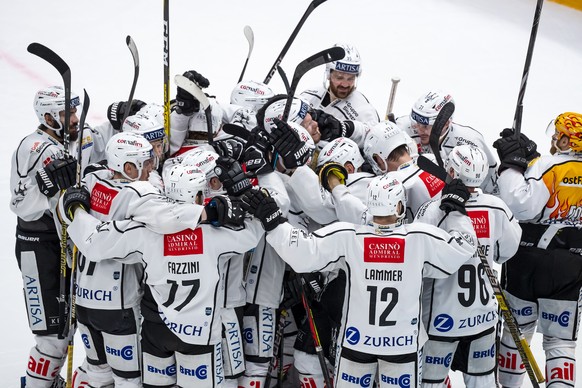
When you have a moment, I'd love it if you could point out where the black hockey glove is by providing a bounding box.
[213,138,245,162]
[175,70,210,115]
[58,186,91,225]
[493,134,527,174]
[499,128,540,162]
[35,156,77,197]
[214,156,253,196]
[204,195,245,227]
[83,159,108,176]
[271,118,311,169]
[312,109,355,141]
[301,272,325,301]
[107,99,147,130]
[318,162,348,192]
[241,188,285,231]
[439,178,470,215]
[243,127,274,176]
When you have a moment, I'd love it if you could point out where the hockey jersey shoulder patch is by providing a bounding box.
[364,237,405,263]
[467,210,490,238]
[418,170,445,197]
[164,228,204,256]
[91,182,119,215]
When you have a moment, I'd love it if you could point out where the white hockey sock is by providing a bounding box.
[498,322,535,388]
[543,335,576,387]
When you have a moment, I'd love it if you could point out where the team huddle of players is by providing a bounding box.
[11,43,582,388]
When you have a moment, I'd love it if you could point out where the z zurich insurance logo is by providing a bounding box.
[345,326,361,345]
[433,314,454,333]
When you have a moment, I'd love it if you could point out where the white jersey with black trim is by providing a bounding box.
[68,210,265,345]
[265,214,477,355]
[397,116,499,195]
[498,153,582,226]
[331,163,443,225]
[415,190,521,337]
[10,129,69,221]
[301,86,379,148]
[245,171,290,307]
[74,171,204,310]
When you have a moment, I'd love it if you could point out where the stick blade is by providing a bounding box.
[174,74,210,110]
[244,25,254,51]
[126,35,140,67]
[27,42,70,78]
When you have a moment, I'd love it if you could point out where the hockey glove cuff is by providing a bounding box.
[204,195,246,227]
[57,187,91,225]
[214,156,253,196]
[107,99,147,130]
[35,156,77,197]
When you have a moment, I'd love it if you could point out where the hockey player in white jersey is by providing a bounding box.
[59,165,268,387]
[73,132,214,387]
[414,145,521,388]
[242,173,477,387]
[10,86,81,388]
[300,43,380,149]
[397,90,498,194]
[493,113,582,388]
[323,120,444,225]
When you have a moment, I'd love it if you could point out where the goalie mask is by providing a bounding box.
[164,164,207,204]
[546,112,582,153]
[34,86,81,135]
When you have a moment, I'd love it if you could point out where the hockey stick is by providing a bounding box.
[277,65,291,94]
[163,0,171,157]
[416,153,545,387]
[174,74,214,145]
[427,101,455,168]
[281,46,345,122]
[27,43,72,341]
[300,285,333,388]
[385,77,400,123]
[263,0,328,84]
[238,25,254,83]
[512,0,544,135]
[121,36,140,126]
[265,308,288,387]
[63,89,90,388]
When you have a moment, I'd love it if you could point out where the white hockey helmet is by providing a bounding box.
[181,148,219,179]
[33,86,81,133]
[188,98,224,134]
[363,121,410,175]
[317,137,364,171]
[180,148,223,197]
[278,121,316,169]
[106,132,155,181]
[325,43,362,79]
[164,164,207,204]
[445,145,488,187]
[262,97,310,133]
[138,103,165,127]
[230,80,275,112]
[366,173,406,219]
[123,112,166,143]
[410,90,454,126]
